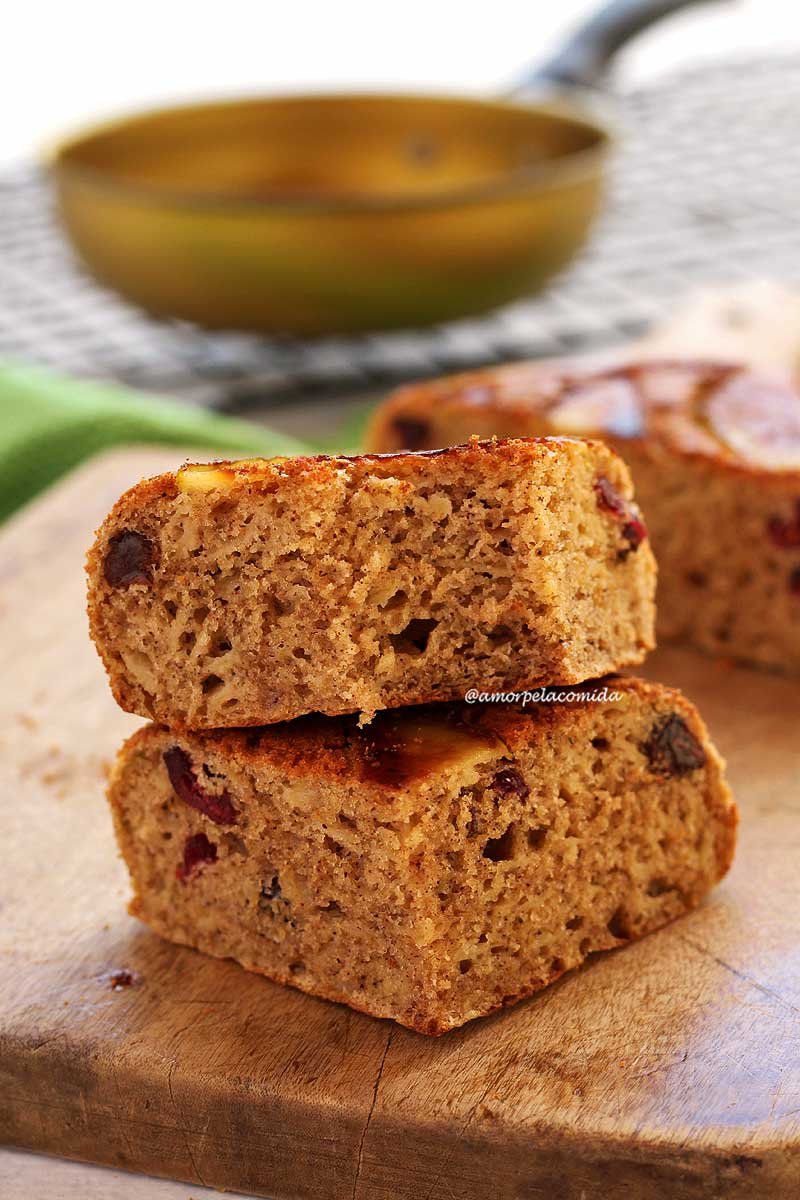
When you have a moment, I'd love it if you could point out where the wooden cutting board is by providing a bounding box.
[1,448,799,1200]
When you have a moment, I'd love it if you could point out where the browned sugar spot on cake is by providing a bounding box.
[642,714,706,777]
[706,369,800,466]
[593,475,649,560]
[548,373,645,439]
[360,711,497,789]
[103,530,156,587]
[163,746,238,825]
[391,416,431,450]
[177,832,217,882]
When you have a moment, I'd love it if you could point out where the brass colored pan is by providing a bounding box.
[50,1,711,336]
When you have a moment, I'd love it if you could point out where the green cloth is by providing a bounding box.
[0,362,309,522]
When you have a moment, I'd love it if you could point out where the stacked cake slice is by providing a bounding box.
[367,359,800,672]
[88,438,736,1034]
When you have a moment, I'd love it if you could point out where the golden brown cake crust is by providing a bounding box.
[368,358,800,477]
[109,676,737,1035]
[368,362,800,673]
[111,435,608,505]
[87,437,656,729]
[117,675,702,789]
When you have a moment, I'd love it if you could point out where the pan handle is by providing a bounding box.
[513,0,723,93]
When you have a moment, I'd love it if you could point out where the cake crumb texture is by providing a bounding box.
[87,439,655,728]
[367,360,800,673]
[108,677,736,1035]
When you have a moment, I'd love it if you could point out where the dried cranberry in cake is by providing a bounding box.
[642,714,706,777]
[88,438,655,727]
[621,516,648,555]
[790,567,800,596]
[490,768,530,800]
[367,356,800,673]
[767,500,800,549]
[594,475,628,518]
[104,530,156,587]
[177,832,217,881]
[108,676,735,1035]
[390,417,431,450]
[594,476,648,559]
[163,746,237,825]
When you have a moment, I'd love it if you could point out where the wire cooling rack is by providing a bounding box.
[2,55,800,410]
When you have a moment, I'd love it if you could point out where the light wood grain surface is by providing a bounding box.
[1,448,799,1200]
[1,1148,256,1199]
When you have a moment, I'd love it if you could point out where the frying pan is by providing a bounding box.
[50,0,710,336]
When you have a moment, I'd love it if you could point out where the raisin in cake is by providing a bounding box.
[368,360,800,673]
[108,677,736,1035]
[87,439,655,729]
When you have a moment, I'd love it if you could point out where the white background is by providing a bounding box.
[3,0,800,165]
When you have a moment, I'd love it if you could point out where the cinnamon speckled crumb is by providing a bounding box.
[87,438,655,729]
[108,677,735,1035]
[368,360,800,674]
